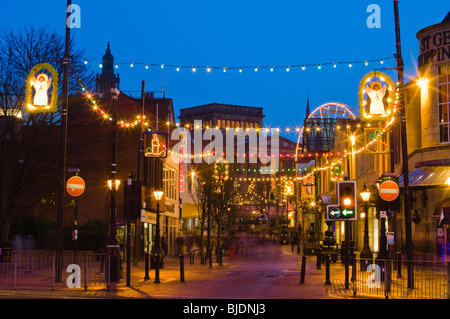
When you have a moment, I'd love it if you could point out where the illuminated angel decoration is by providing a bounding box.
[365,81,387,115]
[30,73,52,106]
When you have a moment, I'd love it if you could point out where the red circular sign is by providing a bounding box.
[66,176,85,197]
[379,180,399,202]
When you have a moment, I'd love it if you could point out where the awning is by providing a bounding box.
[181,203,199,219]
[399,166,450,188]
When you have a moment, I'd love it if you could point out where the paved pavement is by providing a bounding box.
[0,240,359,300]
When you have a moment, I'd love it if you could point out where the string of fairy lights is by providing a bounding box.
[84,56,395,73]
[70,56,400,183]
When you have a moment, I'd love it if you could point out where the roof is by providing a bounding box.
[442,11,450,23]
[179,103,264,119]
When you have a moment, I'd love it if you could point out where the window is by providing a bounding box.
[163,166,177,200]
[438,64,450,144]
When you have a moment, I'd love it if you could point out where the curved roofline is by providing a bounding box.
[416,13,450,39]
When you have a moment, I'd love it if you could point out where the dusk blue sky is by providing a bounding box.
[1,1,449,141]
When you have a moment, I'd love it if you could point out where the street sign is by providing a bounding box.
[66,176,85,197]
[327,204,357,221]
[387,232,395,245]
[379,180,399,202]
[328,206,341,219]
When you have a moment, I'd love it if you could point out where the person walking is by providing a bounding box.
[161,233,168,258]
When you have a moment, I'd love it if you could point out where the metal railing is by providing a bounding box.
[339,257,450,299]
[0,250,110,291]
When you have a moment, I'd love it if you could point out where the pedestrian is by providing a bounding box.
[161,233,168,258]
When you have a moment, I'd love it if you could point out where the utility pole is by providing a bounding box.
[393,0,414,289]
[57,0,71,283]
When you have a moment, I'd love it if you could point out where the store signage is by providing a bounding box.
[418,29,450,68]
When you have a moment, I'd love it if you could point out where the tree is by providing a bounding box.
[0,27,94,243]
[190,161,236,264]
[190,164,213,263]
[210,161,236,264]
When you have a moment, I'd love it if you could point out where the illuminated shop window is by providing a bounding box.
[438,64,450,144]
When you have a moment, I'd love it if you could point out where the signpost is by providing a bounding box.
[66,173,85,261]
[66,176,85,197]
[379,180,400,202]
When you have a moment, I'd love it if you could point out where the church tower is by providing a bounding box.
[96,42,120,96]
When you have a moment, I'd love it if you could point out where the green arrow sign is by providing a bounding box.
[342,209,354,216]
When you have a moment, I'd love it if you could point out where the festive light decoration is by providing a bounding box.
[143,132,168,158]
[70,58,404,187]
[359,71,396,122]
[85,56,395,73]
[25,63,59,113]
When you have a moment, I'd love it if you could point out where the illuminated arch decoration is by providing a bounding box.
[295,102,357,160]
[359,71,396,122]
[25,63,59,113]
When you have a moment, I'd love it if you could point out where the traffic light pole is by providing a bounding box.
[344,220,350,290]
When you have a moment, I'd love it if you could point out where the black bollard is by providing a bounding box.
[325,254,331,285]
[316,247,322,270]
[299,255,307,284]
[180,254,185,283]
[144,252,150,280]
[397,252,402,278]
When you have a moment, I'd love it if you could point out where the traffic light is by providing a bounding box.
[124,180,142,219]
[337,181,357,220]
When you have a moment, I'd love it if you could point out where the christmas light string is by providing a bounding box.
[84,56,395,73]
[70,60,399,182]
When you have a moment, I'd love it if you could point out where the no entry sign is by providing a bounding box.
[379,180,399,202]
[66,176,85,197]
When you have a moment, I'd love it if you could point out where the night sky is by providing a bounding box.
[1,0,449,141]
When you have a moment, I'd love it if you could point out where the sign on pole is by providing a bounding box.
[387,232,395,245]
[379,180,400,202]
[66,176,85,197]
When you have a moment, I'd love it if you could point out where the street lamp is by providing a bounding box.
[359,183,373,261]
[153,189,164,283]
[106,178,121,282]
[107,179,121,191]
[106,87,121,282]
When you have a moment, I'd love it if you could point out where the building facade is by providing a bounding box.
[304,12,450,259]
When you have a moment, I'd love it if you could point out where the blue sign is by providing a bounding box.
[329,207,341,219]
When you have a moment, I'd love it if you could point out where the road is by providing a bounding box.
[139,236,331,299]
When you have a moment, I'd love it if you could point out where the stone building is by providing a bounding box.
[307,11,450,259]
[178,103,296,232]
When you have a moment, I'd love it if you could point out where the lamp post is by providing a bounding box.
[107,178,121,281]
[106,88,121,282]
[153,189,164,284]
[359,183,373,260]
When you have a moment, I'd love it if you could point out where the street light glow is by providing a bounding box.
[154,189,164,201]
